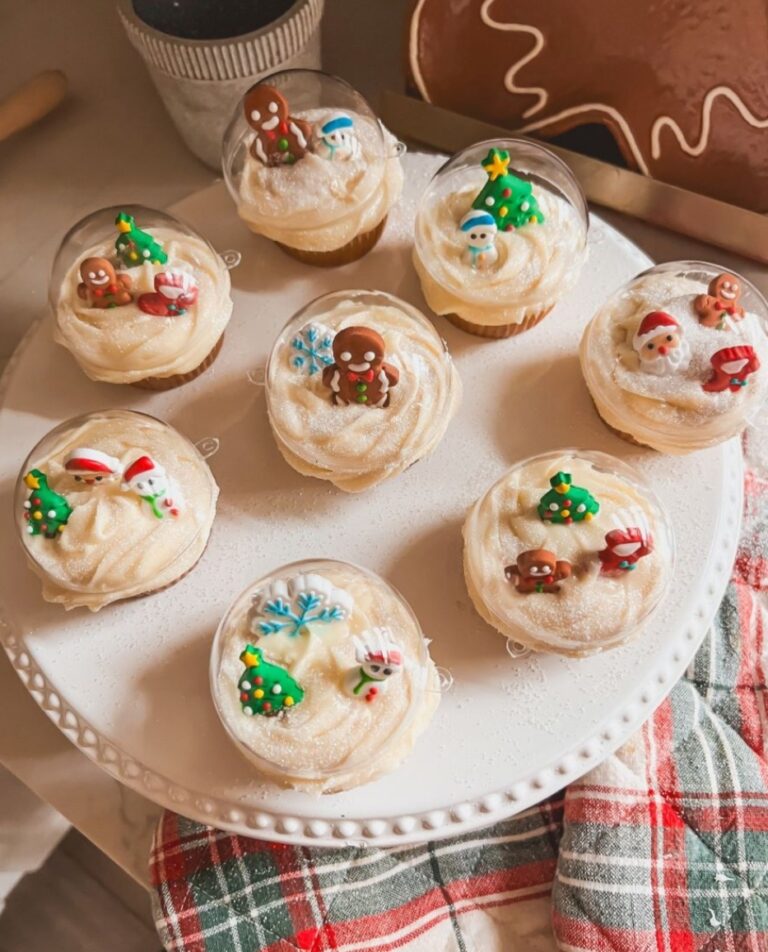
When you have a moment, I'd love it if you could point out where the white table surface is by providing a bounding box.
[2,0,766,894]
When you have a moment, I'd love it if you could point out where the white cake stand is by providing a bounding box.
[0,154,742,846]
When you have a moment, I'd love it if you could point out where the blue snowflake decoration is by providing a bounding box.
[251,572,353,638]
[256,592,345,636]
[291,322,335,376]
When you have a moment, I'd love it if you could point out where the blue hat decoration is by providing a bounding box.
[320,114,355,136]
[459,210,497,232]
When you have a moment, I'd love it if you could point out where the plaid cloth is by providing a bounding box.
[150,433,768,952]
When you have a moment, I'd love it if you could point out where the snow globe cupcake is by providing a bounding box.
[265,289,462,492]
[51,205,233,390]
[222,69,404,267]
[210,559,440,793]
[580,261,768,453]
[413,138,588,338]
[16,410,218,610]
[463,450,673,656]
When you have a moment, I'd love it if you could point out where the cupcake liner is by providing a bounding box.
[588,396,650,449]
[444,305,553,339]
[274,215,388,268]
[132,334,225,392]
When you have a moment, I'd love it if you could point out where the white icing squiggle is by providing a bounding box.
[479,0,547,118]
[651,85,768,159]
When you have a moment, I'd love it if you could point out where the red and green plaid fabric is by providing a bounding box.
[150,433,768,951]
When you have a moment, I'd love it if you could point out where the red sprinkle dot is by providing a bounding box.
[263,702,272,712]
[502,187,512,198]
[32,497,41,505]
[255,677,263,686]
[240,693,248,702]
[504,224,513,232]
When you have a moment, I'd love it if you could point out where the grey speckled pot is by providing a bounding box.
[117,0,324,169]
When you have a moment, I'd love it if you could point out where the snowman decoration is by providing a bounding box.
[312,113,361,162]
[344,628,403,703]
[122,455,183,520]
[459,210,498,271]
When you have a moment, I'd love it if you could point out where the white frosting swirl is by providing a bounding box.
[463,455,672,655]
[266,296,462,492]
[53,230,232,384]
[21,413,218,611]
[581,274,768,453]
[414,177,587,326]
[236,109,403,252]
[213,562,439,793]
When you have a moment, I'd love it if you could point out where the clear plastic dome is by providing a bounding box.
[15,409,217,600]
[264,288,458,484]
[221,68,391,227]
[464,449,675,656]
[581,260,768,453]
[48,204,216,311]
[210,558,435,790]
[414,137,588,293]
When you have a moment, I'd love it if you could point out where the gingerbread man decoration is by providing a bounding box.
[702,345,760,393]
[505,549,572,594]
[243,85,312,166]
[598,527,653,575]
[322,326,400,407]
[77,257,132,308]
[694,274,745,329]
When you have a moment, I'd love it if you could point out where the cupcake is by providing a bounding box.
[16,410,218,611]
[413,138,588,338]
[463,451,673,656]
[580,261,768,452]
[222,69,404,267]
[50,205,233,390]
[265,289,462,492]
[210,559,440,792]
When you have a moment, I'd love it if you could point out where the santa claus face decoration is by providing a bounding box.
[633,310,692,375]
[64,448,120,485]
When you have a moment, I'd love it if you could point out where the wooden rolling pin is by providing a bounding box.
[0,70,67,142]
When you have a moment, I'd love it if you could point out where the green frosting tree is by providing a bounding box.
[23,469,72,539]
[238,645,304,717]
[114,212,168,268]
[471,148,544,231]
[537,471,599,525]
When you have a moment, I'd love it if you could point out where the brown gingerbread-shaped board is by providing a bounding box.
[407,0,768,209]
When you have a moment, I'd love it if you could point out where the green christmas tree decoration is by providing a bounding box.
[537,471,599,525]
[22,469,72,539]
[114,212,168,268]
[238,644,305,717]
[471,148,544,231]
